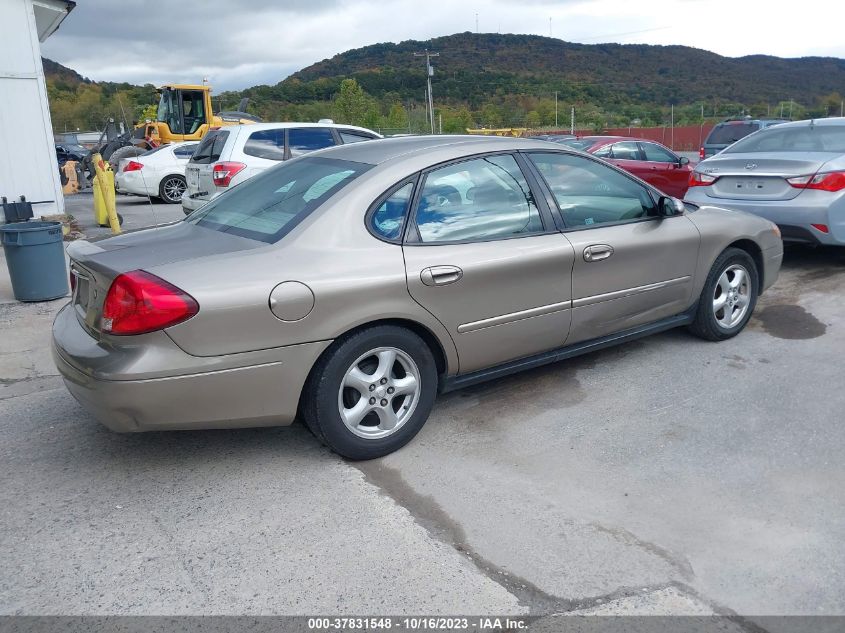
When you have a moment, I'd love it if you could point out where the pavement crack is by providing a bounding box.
[355,460,567,612]
[588,522,695,580]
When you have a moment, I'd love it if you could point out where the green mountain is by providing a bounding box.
[42,33,845,133]
[253,32,845,108]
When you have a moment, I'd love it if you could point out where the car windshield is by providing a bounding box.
[185,156,372,243]
[559,139,597,151]
[706,122,758,145]
[724,125,845,154]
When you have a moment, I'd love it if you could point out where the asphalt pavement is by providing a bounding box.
[0,192,843,621]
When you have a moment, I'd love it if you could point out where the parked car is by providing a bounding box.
[700,118,787,159]
[55,143,89,166]
[181,122,382,214]
[559,136,694,198]
[114,141,199,204]
[53,136,782,460]
[686,117,845,246]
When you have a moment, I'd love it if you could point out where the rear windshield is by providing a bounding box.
[559,139,597,151]
[190,130,229,164]
[705,122,759,146]
[724,125,845,154]
[185,156,372,243]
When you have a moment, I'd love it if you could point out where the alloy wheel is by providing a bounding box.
[337,347,421,439]
[712,263,751,329]
[162,177,186,203]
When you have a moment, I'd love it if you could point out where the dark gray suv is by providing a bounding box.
[701,118,787,159]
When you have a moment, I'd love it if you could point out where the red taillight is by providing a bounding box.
[787,171,845,192]
[699,147,705,160]
[102,270,198,335]
[811,223,830,234]
[123,160,143,172]
[688,171,717,187]
[212,162,246,187]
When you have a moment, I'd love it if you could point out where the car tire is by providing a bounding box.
[301,325,438,460]
[107,145,145,173]
[158,175,187,204]
[688,247,758,341]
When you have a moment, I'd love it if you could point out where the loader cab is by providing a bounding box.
[156,86,211,142]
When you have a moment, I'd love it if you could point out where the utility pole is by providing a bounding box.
[670,104,674,150]
[475,13,478,33]
[414,50,439,134]
[788,98,794,119]
[841,100,844,117]
[555,91,558,127]
[570,106,575,134]
[549,16,552,37]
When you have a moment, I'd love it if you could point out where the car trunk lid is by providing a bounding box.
[700,152,838,201]
[68,222,261,337]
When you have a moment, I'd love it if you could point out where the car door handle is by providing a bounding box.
[420,265,463,286]
[583,244,614,262]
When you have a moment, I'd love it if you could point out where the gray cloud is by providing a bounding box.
[41,0,845,92]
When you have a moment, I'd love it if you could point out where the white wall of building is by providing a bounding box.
[0,0,72,220]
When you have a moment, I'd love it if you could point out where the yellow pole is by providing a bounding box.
[91,153,121,234]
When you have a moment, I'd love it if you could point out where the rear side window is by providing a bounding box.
[173,143,198,158]
[340,130,377,144]
[369,182,414,242]
[724,125,845,153]
[190,131,229,164]
[185,157,371,243]
[529,152,657,228]
[243,128,286,160]
[706,122,759,145]
[289,128,335,157]
[413,154,543,244]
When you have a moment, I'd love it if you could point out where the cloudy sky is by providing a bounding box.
[42,0,845,92]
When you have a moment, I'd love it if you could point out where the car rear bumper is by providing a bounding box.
[180,192,217,215]
[115,170,155,197]
[51,303,330,432]
[685,189,845,246]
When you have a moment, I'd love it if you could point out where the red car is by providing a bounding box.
[561,136,694,198]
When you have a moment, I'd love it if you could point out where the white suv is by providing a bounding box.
[181,122,381,214]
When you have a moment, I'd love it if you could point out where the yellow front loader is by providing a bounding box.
[107,85,261,168]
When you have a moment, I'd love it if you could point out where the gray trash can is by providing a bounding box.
[0,221,68,302]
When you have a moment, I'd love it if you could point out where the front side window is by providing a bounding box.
[186,157,371,243]
[529,153,657,228]
[640,143,677,163]
[289,128,336,157]
[243,129,286,161]
[413,154,543,244]
[370,182,414,241]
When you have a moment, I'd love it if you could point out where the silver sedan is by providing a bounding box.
[53,136,783,459]
[686,117,845,246]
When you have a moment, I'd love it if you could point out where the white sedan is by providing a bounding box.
[115,141,199,204]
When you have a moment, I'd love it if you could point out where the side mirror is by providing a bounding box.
[658,196,685,217]
[678,156,690,166]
